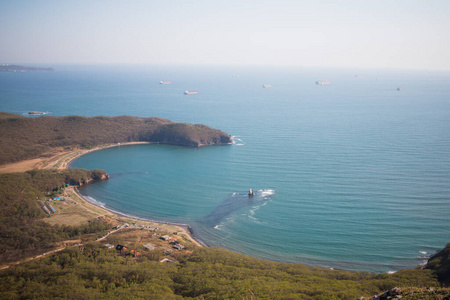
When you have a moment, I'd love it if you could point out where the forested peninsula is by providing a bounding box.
[0,112,449,299]
[0,113,232,165]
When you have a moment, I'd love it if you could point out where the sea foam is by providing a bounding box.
[84,196,106,207]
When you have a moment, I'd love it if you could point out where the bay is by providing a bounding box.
[1,65,449,272]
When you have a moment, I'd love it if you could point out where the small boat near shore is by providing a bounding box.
[248,189,254,197]
[184,90,199,95]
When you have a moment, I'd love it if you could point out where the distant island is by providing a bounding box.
[0,64,54,72]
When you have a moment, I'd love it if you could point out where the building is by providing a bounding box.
[160,235,171,241]
[143,243,156,251]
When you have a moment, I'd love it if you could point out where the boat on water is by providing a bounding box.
[316,80,331,86]
[160,81,172,85]
[397,87,402,91]
[263,84,272,88]
[248,189,254,197]
[184,90,199,95]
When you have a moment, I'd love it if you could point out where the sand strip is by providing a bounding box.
[0,142,203,247]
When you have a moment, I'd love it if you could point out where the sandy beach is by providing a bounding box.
[0,142,203,247]
[67,185,203,247]
[0,142,151,174]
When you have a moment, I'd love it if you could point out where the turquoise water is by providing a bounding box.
[1,65,450,272]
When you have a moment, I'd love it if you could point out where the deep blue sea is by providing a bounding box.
[1,65,449,272]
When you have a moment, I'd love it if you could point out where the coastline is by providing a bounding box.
[71,186,206,247]
[0,142,152,174]
[0,142,204,247]
[64,142,205,247]
[63,142,152,169]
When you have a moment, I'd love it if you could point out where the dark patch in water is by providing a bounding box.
[196,190,272,228]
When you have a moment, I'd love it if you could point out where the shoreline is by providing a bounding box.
[65,142,205,247]
[72,186,206,247]
[0,142,153,174]
[1,143,433,272]
[63,142,152,169]
[0,142,204,247]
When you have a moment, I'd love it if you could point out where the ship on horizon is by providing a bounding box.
[160,81,172,85]
[316,80,332,86]
[184,90,199,95]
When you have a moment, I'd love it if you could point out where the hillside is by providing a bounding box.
[0,169,111,263]
[426,243,450,286]
[0,169,448,299]
[1,113,449,299]
[0,243,443,299]
[0,113,231,165]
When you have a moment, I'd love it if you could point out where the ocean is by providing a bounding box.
[1,65,449,272]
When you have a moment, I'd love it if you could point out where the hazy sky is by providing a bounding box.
[1,0,449,70]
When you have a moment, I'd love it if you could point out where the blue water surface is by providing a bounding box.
[1,65,449,272]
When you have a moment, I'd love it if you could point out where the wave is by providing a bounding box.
[260,189,275,197]
[83,196,106,208]
[230,136,245,146]
[76,189,195,233]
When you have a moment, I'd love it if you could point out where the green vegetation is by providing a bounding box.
[0,170,446,299]
[0,113,231,165]
[0,112,449,299]
[426,243,450,286]
[0,169,110,264]
[0,245,441,299]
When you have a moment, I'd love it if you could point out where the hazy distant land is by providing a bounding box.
[0,64,54,72]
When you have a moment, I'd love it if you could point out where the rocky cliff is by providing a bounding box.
[151,123,231,147]
[66,169,110,186]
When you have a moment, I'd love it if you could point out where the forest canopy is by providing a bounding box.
[0,113,231,165]
[0,169,110,263]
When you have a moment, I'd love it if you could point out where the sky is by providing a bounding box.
[1,0,449,70]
